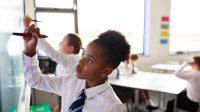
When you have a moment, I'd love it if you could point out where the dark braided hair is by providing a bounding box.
[93,30,130,69]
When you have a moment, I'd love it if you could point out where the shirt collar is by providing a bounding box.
[78,81,110,99]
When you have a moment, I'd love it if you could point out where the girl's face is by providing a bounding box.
[59,36,73,54]
[76,42,112,87]
[188,59,200,71]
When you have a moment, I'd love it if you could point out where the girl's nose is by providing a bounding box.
[79,57,86,66]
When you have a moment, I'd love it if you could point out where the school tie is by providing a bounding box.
[68,89,86,112]
[116,68,120,79]
[132,64,136,74]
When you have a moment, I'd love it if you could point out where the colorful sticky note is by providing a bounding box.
[160,39,168,44]
[160,31,168,37]
[161,24,169,29]
[161,16,169,22]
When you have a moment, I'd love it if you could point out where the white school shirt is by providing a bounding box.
[38,39,80,75]
[118,62,133,75]
[175,62,200,102]
[22,53,123,112]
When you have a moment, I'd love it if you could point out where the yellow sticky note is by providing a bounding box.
[160,31,168,37]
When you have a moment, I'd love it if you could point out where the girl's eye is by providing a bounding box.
[87,58,93,64]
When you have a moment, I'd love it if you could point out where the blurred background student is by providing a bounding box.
[129,54,157,110]
[117,54,139,76]
[165,55,200,112]
[129,54,139,74]
[111,54,158,111]
[166,56,200,112]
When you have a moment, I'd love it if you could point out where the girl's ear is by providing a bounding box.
[102,67,113,77]
[68,45,74,52]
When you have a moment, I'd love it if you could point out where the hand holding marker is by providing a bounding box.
[12,24,48,38]
[12,32,48,38]
[17,15,47,38]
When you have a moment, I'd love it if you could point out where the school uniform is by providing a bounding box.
[175,63,200,102]
[166,62,200,112]
[131,63,138,74]
[118,62,133,75]
[38,38,85,111]
[38,38,80,76]
[23,54,123,112]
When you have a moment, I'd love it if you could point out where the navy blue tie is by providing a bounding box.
[68,89,86,112]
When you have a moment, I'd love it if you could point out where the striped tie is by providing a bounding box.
[68,89,86,112]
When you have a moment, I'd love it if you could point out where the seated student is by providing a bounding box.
[111,58,135,102]
[108,54,137,79]
[131,54,157,105]
[129,54,139,74]
[129,54,157,110]
[165,56,200,112]
[118,59,133,76]
[22,27,131,112]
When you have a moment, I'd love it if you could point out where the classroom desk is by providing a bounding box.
[109,71,187,110]
[151,63,191,73]
[151,64,182,73]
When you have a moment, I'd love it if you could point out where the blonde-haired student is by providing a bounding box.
[22,28,130,112]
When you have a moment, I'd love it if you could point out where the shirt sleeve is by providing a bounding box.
[38,38,80,70]
[22,53,63,95]
[174,62,187,75]
[107,103,123,112]
[175,62,193,80]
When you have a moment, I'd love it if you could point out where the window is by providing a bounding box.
[35,0,74,8]
[170,0,200,54]
[35,0,145,55]
[35,0,77,56]
[36,12,75,50]
[78,0,145,54]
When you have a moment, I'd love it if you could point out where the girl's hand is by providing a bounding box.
[23,24,38,57]
[23,15,32,29]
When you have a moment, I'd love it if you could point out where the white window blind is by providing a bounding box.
[78,0,145,54]
[170,0,200,53]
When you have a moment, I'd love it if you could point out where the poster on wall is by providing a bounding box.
[160,16,169,44]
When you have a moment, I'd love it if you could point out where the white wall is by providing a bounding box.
[136,0,200,71]
[24,0,200,72]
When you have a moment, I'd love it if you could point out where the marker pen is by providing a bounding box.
[32,20,42,22]
[12,32,48,38]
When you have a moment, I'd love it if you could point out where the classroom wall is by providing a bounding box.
[137,0,200,71]
[24,0,200,72]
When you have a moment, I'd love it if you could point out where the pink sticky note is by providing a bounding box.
[162,16,169,22]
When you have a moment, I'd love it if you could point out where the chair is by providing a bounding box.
[112,85,134,112]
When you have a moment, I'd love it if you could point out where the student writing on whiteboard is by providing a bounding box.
[23,15,82,112]
[22,28,130,112]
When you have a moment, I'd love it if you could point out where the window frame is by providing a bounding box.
[34,0,78,33]
[34,0,148,55]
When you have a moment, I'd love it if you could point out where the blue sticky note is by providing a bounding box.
[160,39,168,44]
